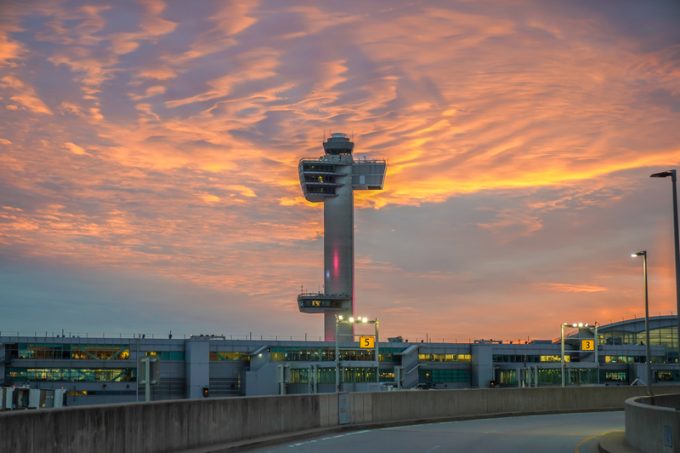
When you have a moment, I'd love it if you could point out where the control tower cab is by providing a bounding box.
[298,133,386,341]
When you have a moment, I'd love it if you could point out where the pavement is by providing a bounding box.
[245,411,629,453]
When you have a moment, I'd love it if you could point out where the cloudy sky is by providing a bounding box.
[1,0,680,342]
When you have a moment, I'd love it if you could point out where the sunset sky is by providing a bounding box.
[1,0,680,342]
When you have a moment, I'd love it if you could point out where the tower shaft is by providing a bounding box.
[323,156,354,340]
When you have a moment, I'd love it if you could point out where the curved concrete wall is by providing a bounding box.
[625,394,680,453]
[2,386,680,453]
[0,394,337,453]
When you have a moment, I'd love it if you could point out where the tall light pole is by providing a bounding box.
[561,323,566,387]
[560,322,596,387]
[632,251,653,397]
[335,315,341,392]
[335,314,379,392]
[650,169,680,365]
[375,318,380,384]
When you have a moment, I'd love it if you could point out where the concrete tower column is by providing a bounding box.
[323,156,354,341]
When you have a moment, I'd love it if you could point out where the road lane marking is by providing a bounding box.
[574,430,617,453]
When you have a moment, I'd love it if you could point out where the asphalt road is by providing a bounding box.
[253,411,624,453]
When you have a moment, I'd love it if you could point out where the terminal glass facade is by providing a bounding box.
[9,343,131,360]
[419,368,470,384]
[418,353,471,362]
[146,351,185,361]
[268,347,399,362]
[209,351,248,361]
[2,316,680,406]
[6,367,136,382]
[602,370,628,383]
[287,367,395,384]
[600,327,678,349]
[603,355,644,364]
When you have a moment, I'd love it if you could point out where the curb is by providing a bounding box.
[598,431,639,453]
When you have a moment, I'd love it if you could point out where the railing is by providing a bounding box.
[299,157,386,165]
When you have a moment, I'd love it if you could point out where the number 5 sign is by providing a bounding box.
[581,339,595,351]
[360,335,375,349]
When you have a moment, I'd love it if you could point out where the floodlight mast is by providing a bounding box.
[650,169,680,367]
[297,133,386,341]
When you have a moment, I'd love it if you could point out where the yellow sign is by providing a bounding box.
[360,335,375,349]
[581,339,595,351]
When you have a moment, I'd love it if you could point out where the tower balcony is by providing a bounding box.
[297,293,351,313]
[351,159,387,190]
[299,158,346,202]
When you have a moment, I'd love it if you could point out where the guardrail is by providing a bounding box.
[2,386,680,453]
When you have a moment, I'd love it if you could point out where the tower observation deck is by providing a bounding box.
[298,133,386,341]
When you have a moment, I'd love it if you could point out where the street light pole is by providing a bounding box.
[651,169,680,365]
[594,323,599,384]
[336,315,379,390]
[335,315,340,393]
[561,322,597,387]
[375,319,380,384]
[633,251,653,397]
[561,323,566,387]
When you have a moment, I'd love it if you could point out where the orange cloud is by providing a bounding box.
[540,283,609,293]
[1,75,52,114]
[165,48,279,108]
[0,28,24,66]
[63,142,87,155]
[136,67,177,81]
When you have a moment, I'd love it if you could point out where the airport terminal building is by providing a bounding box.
[1,315,679,408]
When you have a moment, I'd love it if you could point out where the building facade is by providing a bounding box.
[1,316,679,407]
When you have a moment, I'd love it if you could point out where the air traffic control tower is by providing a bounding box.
[298,133,386,341]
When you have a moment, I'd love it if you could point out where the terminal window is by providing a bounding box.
[7,367,136,382]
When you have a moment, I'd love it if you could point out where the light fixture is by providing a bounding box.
[651,170,674,178]
[349,316,355,323]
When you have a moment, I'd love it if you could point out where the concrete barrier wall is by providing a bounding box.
[348,386,680,425]
[2,386,679,453]
[625,394,680,453]
[0,394,331,453]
